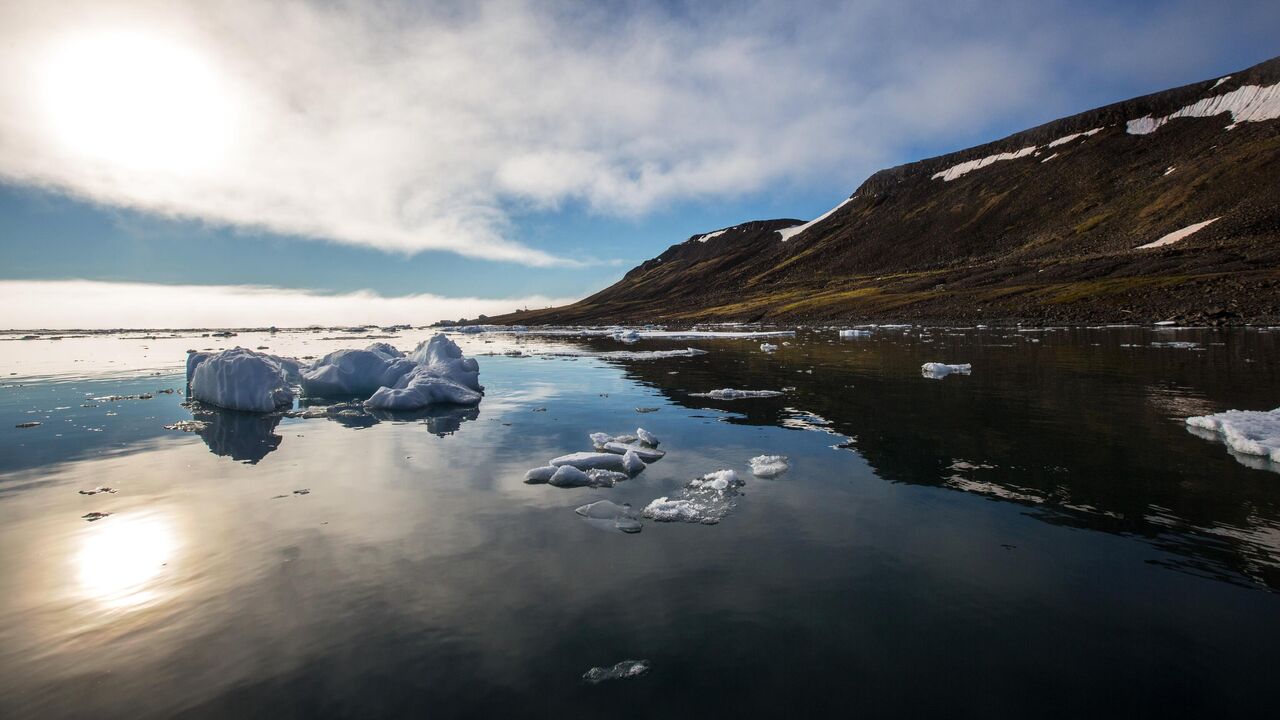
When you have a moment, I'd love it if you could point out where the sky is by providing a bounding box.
[0,0,1277,328]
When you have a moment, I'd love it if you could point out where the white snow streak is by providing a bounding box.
[1126,82,1280,135]
[1136,217,1220,249]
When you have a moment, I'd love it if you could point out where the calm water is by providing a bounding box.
[2,326,1279,719]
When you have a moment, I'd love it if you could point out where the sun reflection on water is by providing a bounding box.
[76,512,179,610]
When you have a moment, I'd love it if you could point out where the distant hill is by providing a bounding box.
[492,56,1280,326]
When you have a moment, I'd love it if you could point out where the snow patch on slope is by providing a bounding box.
[931,146,1037,182]
[1136,217,1220,249]
[1127,82,1280,135]
[776,198,853,241]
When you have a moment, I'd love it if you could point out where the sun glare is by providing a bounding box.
[76,512,179,610]
[40,30,236,174]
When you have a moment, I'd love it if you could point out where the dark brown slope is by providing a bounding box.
[493,56,1280,326]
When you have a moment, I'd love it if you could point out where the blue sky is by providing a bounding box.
[0,0,1277,327]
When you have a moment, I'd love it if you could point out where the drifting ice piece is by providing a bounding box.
[190,348,295,413]
[575,500,643,533]
[525,466,558,483]
[839,329,871,338]
[642,469,745,524]
[406,334,483,392]
[601,441,665,461]
[921,362,972,379]
[550,451,646,476]
[1186,408,1280,464]
[582,659,650,684]
[749,455,790,478]
[760,343,778,352]
[691,389,784,399]
[636,428,659,447]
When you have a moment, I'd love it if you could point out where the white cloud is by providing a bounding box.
[0,1,1273,266]
[0,280,572,329]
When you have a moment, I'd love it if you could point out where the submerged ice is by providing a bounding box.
[643,469,745,525]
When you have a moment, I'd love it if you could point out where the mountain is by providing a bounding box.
[493,56,1280,326]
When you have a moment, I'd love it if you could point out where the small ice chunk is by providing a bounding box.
[839,329,871,338]
[1186,408,1280,464]
[760,343,778,352]
[582,659,650,684]
[690,389,784,400]
[636,427,659,447]
[749,455,790,478]
[190,348,295,412]
[601,441,665,461]
[525,466,558,484]
[550,451,646,476]
[921,362,972,379]
[548,465,590,487]
[589,432,613,448]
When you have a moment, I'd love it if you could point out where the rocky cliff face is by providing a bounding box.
[495,56,1280,326]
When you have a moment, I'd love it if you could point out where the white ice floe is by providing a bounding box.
[1136,218,1221,249]
[575,500,642,533]
[582,659,650,684]
[690,388,784,400]
[190,348,295,412]
[642,470,745,524]
[749,455,790,478]
[932,146,1036,182]
[1186,408,1280,464]
[839,329,871,338]
[776,197,854,242]
[636,427,659,446]
[921,362,972,379]
[550,451,646,476]
[1127,82,1280,135]
[549,466,628,488]
[1046,127,1103,148]
[760,342,778,352]
[1151,341,1201,349]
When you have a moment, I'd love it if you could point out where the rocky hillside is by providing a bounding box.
[494,56,1280,326]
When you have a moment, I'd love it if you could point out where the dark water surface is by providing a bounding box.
[2,326,1278,719]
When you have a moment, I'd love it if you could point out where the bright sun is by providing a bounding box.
[40,30,236,174]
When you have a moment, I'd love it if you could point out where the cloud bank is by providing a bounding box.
[0,1,1275,266]
[0,280,572,329]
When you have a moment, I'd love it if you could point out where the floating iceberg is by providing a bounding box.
[302,344,418,397]
[839,329,871,338]
[642,470,745,524]
[636,427,659,446]
[921,362,972,379]
[550,451,646,476]
[749,455,790,478]
[190,348,295,412]
[575,500,643,533]
[760,342,778,352]
[690,388,784,399]
[1186,408,1280,465]
[365,364,483,410]
[364,335,484,410]
[582,659,650,684]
